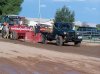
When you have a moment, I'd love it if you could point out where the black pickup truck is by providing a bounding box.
[40,22,82,46]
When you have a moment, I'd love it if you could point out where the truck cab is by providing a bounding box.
[41,22,82,46]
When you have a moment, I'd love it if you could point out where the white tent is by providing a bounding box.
[28,21,38,27]
[41,21,54,26]
[26,17,54,27]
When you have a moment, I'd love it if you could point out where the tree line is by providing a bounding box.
[0,0,100,29]
[0,0,23,15]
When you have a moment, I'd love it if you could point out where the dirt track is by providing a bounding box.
[0,36,100,74]
[0,57,86,74]
[0,37,100,58]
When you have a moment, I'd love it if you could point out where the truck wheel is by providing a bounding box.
[56,36,63,46]
[74,42,81,47]
[10,31,18,40]
[41,34,47,44]
[1,30,6,38]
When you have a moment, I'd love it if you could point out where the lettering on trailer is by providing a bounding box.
[11,27,33,31]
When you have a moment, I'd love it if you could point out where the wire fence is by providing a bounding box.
[78,31,100,43]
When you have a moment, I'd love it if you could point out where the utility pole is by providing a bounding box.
[38,0,41,24]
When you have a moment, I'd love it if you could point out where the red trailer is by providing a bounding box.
[1,15,42,43]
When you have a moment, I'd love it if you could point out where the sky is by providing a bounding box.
[20,0,100,24]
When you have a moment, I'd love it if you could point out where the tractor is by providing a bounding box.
[1,15,33,40]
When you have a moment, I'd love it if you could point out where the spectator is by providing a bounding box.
[2,22,9,39]
[35,24,40,34]
[19,19,23,25]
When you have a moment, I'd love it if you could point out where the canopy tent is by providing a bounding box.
[41,21,54,26]
[28,21,38,27]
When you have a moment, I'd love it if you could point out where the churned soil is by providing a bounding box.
[0,37,100,74]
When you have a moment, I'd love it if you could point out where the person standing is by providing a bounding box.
[2,22,9,39]
[19,19,23,25]
[35,24,40,34]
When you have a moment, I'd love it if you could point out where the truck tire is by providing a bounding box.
[41,34,47,44]
[10,31,18,40]
[56,36,63,46]
[74,42,81,47]
[1,30,6,38]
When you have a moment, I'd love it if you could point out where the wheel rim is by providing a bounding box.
[10,33,13,39]
[56,37,60,45]
[42,35,46,44]
[2,31,6,38]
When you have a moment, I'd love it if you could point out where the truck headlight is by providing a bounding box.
[64,32,67,35]
[77,32,80,35]
[78,36,82,39]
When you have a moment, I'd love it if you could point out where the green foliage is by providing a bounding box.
[54,6,75,23]
[0,0,23,15]
[82,22,90,27]
[75,25,79,30]
[96,24,100,30]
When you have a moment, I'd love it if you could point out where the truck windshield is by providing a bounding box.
[60,23,72,30]
[2,16,21,25]
[9,18,20,25]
